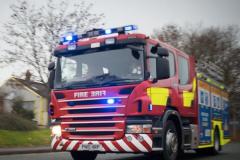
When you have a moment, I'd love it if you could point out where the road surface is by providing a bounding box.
[0,142,239,160]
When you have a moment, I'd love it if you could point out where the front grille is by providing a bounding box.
[68,107,116,114]
[58,96,127,140]
[69,123,115,128]
[67,99,108,106]
[73,117,114,121]
[70,131,115,136]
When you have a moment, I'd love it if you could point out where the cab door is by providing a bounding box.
[177,55,197,116]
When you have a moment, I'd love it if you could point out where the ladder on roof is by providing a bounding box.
[196,60,224,83]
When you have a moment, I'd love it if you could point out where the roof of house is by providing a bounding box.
[13,78,49,98]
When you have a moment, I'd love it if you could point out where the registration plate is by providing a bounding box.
[79,143,103,151]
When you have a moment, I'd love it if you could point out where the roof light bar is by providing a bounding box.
[59,25,138,44]
[60,32,78,44]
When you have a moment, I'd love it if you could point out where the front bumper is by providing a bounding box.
[51,134,153,153]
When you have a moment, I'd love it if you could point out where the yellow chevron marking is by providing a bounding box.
[147,87,169,106]
[183,78,196,107]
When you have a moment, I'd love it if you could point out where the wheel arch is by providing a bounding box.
[162,109,183,149]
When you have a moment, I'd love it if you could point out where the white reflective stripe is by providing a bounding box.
[117,139,133,152]
[56,139,68,150]
[128,135,148,152]
[104,141,119,152]
[140,134,152,147]
[83,141,90,144]
[67,141,78,151]
[51,136,57,148]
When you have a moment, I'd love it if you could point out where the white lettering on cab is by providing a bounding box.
[74,92,88,98]
[91,90,106,97]
[73,90,106,98]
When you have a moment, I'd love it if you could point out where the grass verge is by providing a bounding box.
[0,129,50,148]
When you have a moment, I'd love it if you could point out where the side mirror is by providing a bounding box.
[151,46,169,57]
[157,48,169,57]
[48,62,55,71]
[156,57,170,80]
[48,62,55,89]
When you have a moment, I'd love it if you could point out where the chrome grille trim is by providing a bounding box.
[68,136,115,140]
[61,120,124,125]
[60,113,124,118]
[58,96,128,103]
[60,105,125,111]
[63,128,123,132]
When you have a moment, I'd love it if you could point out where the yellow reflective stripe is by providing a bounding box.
[212,120,229,146]
[222,138,231,145]
[198,120,230,148]
[192,78,197,93]
[147,87,169,106]
[183,78,196,107]
[183,91,194,107]
[198,143,214,148]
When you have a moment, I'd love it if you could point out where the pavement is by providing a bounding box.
[0,142,239,160]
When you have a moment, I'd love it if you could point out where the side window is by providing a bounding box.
[178,56,189,85]
[148,44,157,79]
[149,58,156,79]
[167,52,175,77]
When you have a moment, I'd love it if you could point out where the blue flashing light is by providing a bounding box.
[66,35,73,41]
[59,25,138,44]
[105,29,112,34]
[107,98,115,104]
[60,32,78,44]
[124,25,138,31]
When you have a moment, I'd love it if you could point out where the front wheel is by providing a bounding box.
[163,120,179,160]
[70,151,98,160]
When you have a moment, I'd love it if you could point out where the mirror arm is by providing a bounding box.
[146,55,158,59]
[152,78,158,83]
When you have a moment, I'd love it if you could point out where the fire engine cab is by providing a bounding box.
[48,25,231,160]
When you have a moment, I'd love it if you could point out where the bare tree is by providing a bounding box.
[0,0,104,83]
[152,24,184,49]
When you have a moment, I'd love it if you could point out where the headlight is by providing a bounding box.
[51,125,62,137]
[126,124,152,134]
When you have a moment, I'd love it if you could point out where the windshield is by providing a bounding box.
[54,47,144,89]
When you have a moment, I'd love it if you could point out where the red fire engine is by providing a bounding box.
[48,25,230,160]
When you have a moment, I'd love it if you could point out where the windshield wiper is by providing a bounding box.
[62,80,100,89]
[101,78,141,86]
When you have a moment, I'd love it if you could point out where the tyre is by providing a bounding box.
[211,129,221,154]
[70,151,98,160]
[162,120,179,160]
[195,129,221,155]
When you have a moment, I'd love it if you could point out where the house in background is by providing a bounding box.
[0,72,49,126]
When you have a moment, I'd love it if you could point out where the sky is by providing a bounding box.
[0,0,240,84]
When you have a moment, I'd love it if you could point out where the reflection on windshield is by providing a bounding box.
[55,47,144,89]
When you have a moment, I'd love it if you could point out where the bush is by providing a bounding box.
[0,113,37,131]
[12,98,34,120]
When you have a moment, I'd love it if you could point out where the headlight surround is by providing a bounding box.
[51,125,62,137]
[126,124,152,134]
